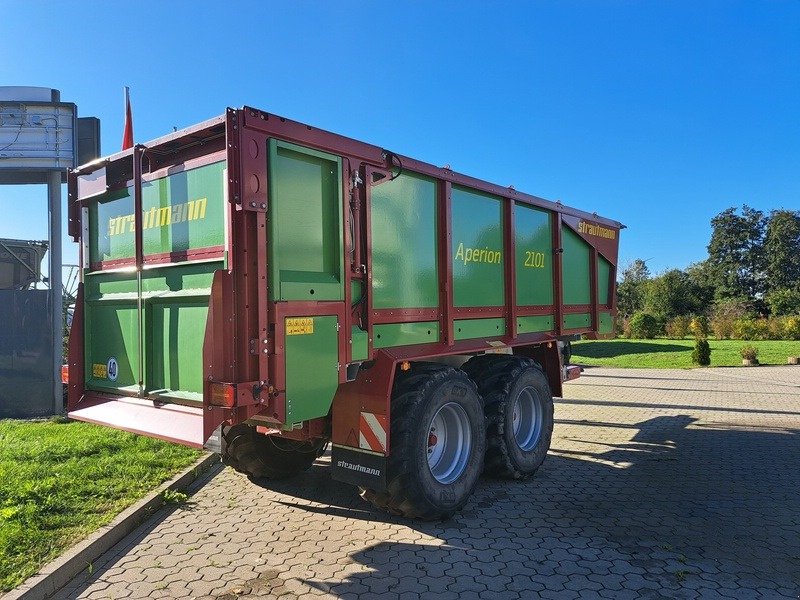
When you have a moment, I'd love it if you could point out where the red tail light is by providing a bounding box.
[209,382,236,408]
[61,364,69,384]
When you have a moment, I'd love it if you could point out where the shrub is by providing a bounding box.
[733,318,770,340]
[665,315,691,339]
[784,316,800,341]
[767,317,785,340]
[689,315,710,339]
[711,317,734,339]
[740,345,759,361]
[711,300,749,340]
[629,312,660,339]
[691,339,711,366]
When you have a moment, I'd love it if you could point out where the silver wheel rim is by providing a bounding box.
[426,402,472,484]
[512,386,543,451]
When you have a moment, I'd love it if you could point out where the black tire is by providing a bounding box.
[221,424,327,480]
[462,354,554,479]
[360,363,485,520]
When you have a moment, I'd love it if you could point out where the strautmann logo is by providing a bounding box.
[108,198,208,236]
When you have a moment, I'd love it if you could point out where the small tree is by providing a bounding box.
[629,312,660,339]
[692,339,711,366]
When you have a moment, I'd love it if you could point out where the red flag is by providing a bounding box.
[121,86,134,150]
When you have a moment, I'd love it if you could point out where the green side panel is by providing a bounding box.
[599,312,614,334]
[374,322,440,348]
[140,261,219,295]
[84,271,138,299]
[84,299,139,393]
[451,186,504,307]
[370,172,439,309]
[515,203,553,306]
[83,262,220,401]
[142,261,219,401]
[284,315,340,424]
[597,255,612,306]
[561,226,591,305]
[564,313,591,330]
[351,326,368,361]
[89,161,225,263]
[454,318,506,340]
[268,140,344,301]
[517,315,555,334]
[148,299,208,399]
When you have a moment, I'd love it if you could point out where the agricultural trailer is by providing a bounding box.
[65,107,623,519]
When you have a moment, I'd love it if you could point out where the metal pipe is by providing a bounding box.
[47,170,63,414]
[133,146,144,395]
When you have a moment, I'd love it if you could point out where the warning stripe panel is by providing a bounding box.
[359,412,388,453]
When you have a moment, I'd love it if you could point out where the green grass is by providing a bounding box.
[572,338,800,369]
[0,419,201,592]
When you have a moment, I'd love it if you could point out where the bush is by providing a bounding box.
[733,318,770,340]
[784,316,800,340]
[689,315,710,338]
[665,315,691,339]
[691,339,711,365]
[740,345,759,360]
[711,317,734,339]
[710,300,749,340]
[629,312,660,339]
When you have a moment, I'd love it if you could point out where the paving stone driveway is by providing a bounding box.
[54,366,800,599]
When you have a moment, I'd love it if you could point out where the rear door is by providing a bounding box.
[82,159,226,403]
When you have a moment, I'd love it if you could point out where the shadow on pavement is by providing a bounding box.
[239,413,800,597]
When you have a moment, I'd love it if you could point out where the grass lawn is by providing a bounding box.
[0,419,201,592]
[572,338,800,369]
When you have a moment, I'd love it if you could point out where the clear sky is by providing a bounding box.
[1,0,798,275]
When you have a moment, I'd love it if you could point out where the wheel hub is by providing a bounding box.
[512,386,544,451]
[426,402,472,484]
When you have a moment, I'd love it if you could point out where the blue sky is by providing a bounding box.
[1,0,798,275]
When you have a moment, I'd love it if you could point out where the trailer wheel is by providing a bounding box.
[462,355,554,479]
[221,424,327,480]
[360,364,485,520]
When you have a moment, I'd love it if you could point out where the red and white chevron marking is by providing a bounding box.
[359,412,388,453]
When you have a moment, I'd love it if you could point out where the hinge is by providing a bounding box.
[335,322,341,331]
[336,363,341,372]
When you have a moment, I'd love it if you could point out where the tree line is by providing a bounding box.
[617,206,800,338]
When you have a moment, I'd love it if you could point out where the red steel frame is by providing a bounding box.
[66,106,623,454]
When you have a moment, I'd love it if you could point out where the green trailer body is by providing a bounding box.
[66,107,622,518]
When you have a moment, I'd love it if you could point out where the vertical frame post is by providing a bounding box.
[438,180,454,345]
[504,199,517,340]
[590,247,599,333]
[552,212,563,336]
[133,145,145,395]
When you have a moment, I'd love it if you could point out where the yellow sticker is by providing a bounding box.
[286,317,314,335]
[92,363,107,378]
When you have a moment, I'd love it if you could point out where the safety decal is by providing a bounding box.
[359,412,388,453]
[286,317,314,335]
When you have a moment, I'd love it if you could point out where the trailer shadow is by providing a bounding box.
[246,411,800,596]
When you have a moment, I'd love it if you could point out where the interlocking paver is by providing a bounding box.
[45,366,800,599]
